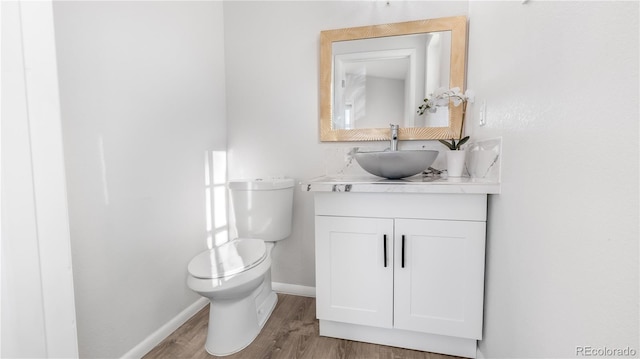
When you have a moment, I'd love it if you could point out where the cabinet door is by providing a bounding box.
[394,218,486,339]
[315,216,394,328]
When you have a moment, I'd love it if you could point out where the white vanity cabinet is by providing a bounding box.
[313,191,489,358]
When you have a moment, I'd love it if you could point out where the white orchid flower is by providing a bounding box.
[417,87,475,151]
[451,96,463,106]
[435,97,450,106]
[464,89,476,103]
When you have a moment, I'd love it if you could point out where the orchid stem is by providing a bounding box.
[459,101,467,140]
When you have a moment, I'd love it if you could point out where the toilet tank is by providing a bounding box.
[228,178,294,242]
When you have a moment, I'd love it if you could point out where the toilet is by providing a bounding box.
[187,178,294,356]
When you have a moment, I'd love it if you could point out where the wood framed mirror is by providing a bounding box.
[320,16,468,142]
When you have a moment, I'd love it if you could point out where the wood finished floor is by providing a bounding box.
[143,294,461,359]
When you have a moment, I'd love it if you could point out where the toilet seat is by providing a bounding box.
[188,238,267,279]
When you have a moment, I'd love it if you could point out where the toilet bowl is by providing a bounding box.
[187,239,277,356]
[186,178,294,356]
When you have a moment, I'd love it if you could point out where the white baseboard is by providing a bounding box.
[272,282,316,297]
[120,297,208,359]
[120,283,314,358]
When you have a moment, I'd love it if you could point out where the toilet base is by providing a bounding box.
[204,279,278,356]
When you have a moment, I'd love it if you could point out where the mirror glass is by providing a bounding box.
[333,31,451,130]
[320,16,467,141]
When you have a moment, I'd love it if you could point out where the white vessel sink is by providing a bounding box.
[354,150,438,179]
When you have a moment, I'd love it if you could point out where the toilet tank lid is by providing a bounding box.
[228,177,294,191]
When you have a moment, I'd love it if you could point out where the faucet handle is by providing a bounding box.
[389,124,399,151]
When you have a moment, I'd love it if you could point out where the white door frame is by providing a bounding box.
[1,1,79,357]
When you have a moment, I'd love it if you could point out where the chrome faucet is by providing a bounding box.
[389,124,399,151]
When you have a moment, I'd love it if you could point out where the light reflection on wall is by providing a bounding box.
[205,150,228,249]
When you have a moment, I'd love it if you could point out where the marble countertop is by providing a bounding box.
[301,175,501,194]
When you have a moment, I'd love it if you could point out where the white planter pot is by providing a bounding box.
[446,150,466,177]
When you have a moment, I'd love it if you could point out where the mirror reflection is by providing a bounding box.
[333,49,414,130]
[320,16,468,142]
[333,31,452,130]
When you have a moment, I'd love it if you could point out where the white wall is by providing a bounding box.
[224,1,638,358]
[53,1,227,357]
[467,2,638,357]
